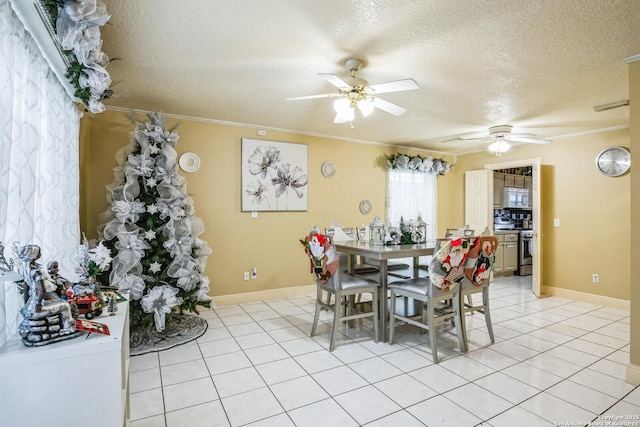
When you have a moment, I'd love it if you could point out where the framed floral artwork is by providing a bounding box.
[241,138,308,211]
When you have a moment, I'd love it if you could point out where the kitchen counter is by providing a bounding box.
[493,230,520,234]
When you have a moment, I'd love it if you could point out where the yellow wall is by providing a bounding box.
[629,59,640,372]
[79,110,455,298]
[451,129,630,301]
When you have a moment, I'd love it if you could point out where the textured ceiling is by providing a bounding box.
[100,0,640,154]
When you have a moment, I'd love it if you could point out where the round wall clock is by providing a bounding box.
[321,161,336,178]
[595,146,631,177]
[359,199,372,215]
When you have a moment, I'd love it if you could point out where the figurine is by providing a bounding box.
[107,294,117,316]
[17,245,82,346]
[47,260,71,298]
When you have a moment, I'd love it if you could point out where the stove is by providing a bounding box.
[517,229,533,276]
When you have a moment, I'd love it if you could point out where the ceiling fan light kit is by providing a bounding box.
[488,139,510,154]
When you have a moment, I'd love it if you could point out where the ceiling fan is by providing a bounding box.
[447,125,552,154]
[286,58,419,124]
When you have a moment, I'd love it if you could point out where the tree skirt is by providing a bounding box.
[130,313,208,356]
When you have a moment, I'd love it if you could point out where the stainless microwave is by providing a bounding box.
[504,188,529,208]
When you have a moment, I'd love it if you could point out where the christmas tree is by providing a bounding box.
[97,112,211,332]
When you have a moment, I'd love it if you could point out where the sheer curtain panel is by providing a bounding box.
[386,169,437,242]
[0,0,81,346]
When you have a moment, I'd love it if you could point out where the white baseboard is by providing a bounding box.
[212,284,316,307]
[541,286,630,311]
[626,362,640,385]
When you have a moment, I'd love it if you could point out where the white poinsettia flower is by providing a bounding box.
[114,231,149,259]
[156,199,186,221]
[88,241,112,271]
[147,204,158,214]
[128,152,155,177]
[163,236,194,258]
[112,200,146,224]
[149,144,161,155]
[141,285,180,332]
[144,229,157,240]
[118,274,146,300]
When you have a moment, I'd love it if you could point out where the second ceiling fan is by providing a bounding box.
[450,125,552,154]
[286,58,419,123]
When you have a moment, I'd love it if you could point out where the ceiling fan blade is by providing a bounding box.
[286,93,336,101]
[367,78,419,94]
[506,135,552,144]
[318,73,350,89]
[333,113,348,124]
[373,97,407,116]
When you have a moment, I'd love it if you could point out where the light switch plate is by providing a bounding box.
[553,218,560,227]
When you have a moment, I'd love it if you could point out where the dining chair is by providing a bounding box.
[387,237,469,363]
[303,232,380,351]
[458,235,499,351]
[445,226,475,238]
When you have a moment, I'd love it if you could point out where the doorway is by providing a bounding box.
[485,157,542,297]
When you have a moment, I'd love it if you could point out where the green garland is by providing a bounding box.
[387,153,451,175]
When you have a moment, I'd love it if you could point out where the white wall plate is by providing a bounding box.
[321,161,336,178]
[359,199,372,215]
[179,152,201,173]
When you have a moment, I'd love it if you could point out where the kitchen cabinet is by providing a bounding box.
[493,233,518,275]
[493,173,504,208]
[503,174,515,187]
[0,298,130,427]
[524,176,532,207]
[514,175,525,188]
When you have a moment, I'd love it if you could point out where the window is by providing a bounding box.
[0,0,80,346]
[386,169,437,242]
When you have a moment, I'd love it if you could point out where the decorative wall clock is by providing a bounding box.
[595,146,630,177]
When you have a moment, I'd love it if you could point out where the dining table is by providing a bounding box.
[333,239,436,342]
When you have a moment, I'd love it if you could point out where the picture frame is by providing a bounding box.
[241,138,308,211]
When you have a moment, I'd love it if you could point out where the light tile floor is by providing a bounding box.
[129,274,639,427]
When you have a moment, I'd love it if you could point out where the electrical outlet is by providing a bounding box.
[257,130,266,136]
[243,272,250,281]
[592,273,599,283]
[251,267,257,279]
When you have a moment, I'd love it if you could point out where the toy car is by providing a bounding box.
[74,293,102,319]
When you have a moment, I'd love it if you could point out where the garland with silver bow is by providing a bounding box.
[387,153,451,175]
[40,0,113,113]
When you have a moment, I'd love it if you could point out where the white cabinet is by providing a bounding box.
[503,174,515,187]
[513,175,525,188]
[494,233,518,275]
[0,299,130,427]
[493,173,504,208]
[524,176,533,207]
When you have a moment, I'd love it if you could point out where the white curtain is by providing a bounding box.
[0,0,81,347]
[386,169,437,243]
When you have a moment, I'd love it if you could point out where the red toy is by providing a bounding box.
[74,292,103,319]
